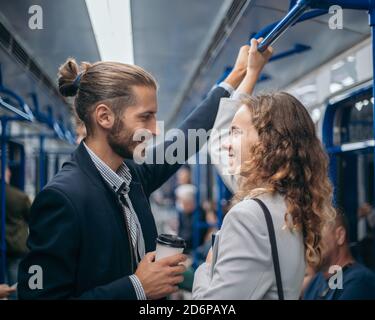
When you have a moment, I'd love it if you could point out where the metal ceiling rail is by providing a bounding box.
[218,0,371,86]
[257,0,313,52]
[257,0,371,52]
[0,67,34,122]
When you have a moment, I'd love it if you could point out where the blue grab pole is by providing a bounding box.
[0,118,7,283]
[253,9,328,49]
[258,0,312,52]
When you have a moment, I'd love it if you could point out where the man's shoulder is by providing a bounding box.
[43,160,89,199]
[334,263,375,299]
[345,263,375,283]
[32,166,93,221]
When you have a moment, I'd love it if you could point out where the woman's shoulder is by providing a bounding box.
[224,193,286,228]
[220,197,272,249]
[223,198,266,229]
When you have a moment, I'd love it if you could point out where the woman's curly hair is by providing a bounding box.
[233,92,336,268]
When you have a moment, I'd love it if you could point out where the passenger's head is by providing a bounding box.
[175,184,197,214]
[176,166,192,185]
[58,58,158,159]
[5,166,11,184]
[0,165,11,184]
[229,92,336,268]
[320,210,351,271]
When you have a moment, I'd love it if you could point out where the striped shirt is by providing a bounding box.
[83,142,147,300]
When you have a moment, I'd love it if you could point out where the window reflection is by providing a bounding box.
[333,89,373,145]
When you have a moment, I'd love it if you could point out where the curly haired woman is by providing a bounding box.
[192,39,336,300]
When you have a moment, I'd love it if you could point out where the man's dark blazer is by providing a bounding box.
[18,86,229,299]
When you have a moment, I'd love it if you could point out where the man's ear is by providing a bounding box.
[336,226,346,246]
[94,103,115,129]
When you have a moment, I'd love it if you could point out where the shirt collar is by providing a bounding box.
[83,141,131,194]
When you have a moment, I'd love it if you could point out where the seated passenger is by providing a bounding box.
[303,211,375,300]
[1,166,31,299]
[193,39,336,299]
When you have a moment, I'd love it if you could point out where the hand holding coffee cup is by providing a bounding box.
[134,234,187,299]
[135,250,187,300]
[155,234,186,261]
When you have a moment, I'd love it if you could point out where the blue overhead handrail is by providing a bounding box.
[30,94,55,129]
[30,93,75,145]
[0,94,33,121]
[56,117,76,145]
[65,126,76,145]
[53,121,65,140]
[0,67,34,122]
[218,0,371,83]
[257,0,314,52]
[253,9,327,42]
[30,93,47,124]
[257,0,371,52]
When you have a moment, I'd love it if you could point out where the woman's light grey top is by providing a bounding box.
[192,191,306,300]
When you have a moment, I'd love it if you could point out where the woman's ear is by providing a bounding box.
[95,103,115,130]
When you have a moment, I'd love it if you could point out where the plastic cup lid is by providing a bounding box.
[156,234,186,248]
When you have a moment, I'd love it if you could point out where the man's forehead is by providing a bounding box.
[132,85,157,98]
[132,86,157,107]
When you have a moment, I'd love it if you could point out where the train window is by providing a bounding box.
[335,151,374,244]
[330,56,357,94]
[291,83,318,108]
[333,90,373,145]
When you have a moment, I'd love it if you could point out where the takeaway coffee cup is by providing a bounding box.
[155,234,186,261]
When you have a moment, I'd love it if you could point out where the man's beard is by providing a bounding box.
[107,119,138,159]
